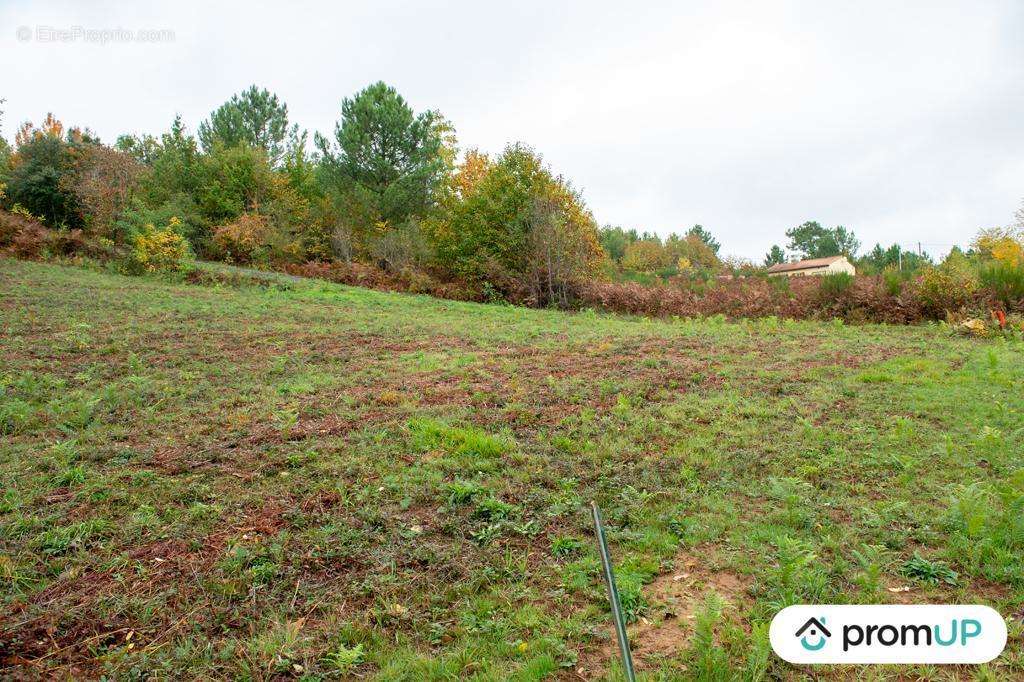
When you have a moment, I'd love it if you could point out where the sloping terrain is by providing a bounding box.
[1,259,1021,679]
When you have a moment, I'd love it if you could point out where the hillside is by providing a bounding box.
[1,259,1021,679]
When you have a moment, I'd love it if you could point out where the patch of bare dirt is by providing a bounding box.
[577,547,752,679]
[632,556,751,666]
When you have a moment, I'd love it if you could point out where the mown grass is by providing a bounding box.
[0,257,1022,680]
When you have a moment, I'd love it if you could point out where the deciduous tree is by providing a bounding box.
[430,143,602,301]
[622,239,670,272]
[666,233,720,271]
[973,227,1024,266]
[63,144,142,235]
[5,115,80,227]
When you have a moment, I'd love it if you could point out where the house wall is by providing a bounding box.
[825,258,856,276]
[771,267,826,278]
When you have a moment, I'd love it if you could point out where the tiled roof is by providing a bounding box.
[766,256,845,273]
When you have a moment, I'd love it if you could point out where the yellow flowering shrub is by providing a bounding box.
[129,217,192,273]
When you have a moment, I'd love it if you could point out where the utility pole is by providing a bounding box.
[898,247,902,271]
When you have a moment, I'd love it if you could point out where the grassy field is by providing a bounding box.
[1,258,1022,680]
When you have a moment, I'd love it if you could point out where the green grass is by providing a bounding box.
[1,257,1022,679]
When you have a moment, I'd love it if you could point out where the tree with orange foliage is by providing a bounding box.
[14,112,64,148]
[453,149,490,199]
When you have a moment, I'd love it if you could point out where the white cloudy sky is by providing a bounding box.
[3,0,1022,260]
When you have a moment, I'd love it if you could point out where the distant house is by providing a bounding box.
[766,255,856,278]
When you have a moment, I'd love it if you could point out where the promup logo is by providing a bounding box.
[770,605,1006,664]
[795,617,830,651]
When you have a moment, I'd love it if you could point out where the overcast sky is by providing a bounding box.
[3,0,1022,261]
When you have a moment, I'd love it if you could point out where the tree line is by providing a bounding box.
[0,84,1021,311]
[0,83,603,304]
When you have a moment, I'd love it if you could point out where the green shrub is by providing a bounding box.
[115,195,209,248]
[686,594,731,679]
[918,257,977,316]
[766,274,791,295]
[943,477,1024,584]
[36,519,109,555]
[4,133,81,228]
[760,538,831,613]
[614,560,656,622]
[471,496,516,521]
[0,398,36,435]
[882,267,912,296]
[979,261,1024,307]
[816,272,854,300]
[324,643,364,673]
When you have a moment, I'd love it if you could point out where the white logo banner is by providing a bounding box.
[770,605,1007,664]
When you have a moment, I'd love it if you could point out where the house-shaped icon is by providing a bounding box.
[795,617,831,638]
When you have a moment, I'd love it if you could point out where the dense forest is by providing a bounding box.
[1,83,1022,326]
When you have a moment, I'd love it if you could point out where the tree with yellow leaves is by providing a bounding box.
[973,226,1023,266]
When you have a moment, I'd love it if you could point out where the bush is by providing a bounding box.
[282,260,475,301]
[0,209,34,246]
[979,261,1024,310]
[368,220,431,272]
[114,195,209,251]
[576,272,933,324]
[1,208,100,261]
[46,228,87,256]
[63,144,142,236]
[10,223,49,259]
[917,261,977,317]
[621,240,671,273]
[126,217,192,273]
[1,209,50,258]
[882,267,911,296]
[815,272,854,300]
[213,213,270,264]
